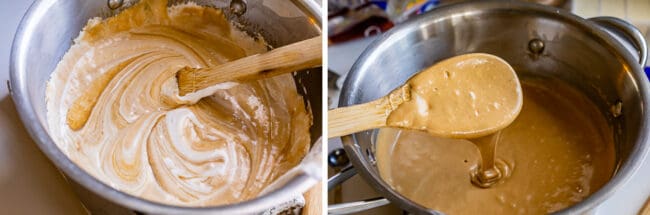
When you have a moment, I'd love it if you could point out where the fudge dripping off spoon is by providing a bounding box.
[328,53,523,187]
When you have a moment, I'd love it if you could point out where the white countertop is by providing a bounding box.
[0,1,86,214]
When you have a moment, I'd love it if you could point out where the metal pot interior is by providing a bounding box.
[339,1,648,214]
[11,0,321,213]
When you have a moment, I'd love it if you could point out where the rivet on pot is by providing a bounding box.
[230,0,247,16]
[610,100,623,118]
[528,38,545,54]
[107,0,124,10]
[366,148,376,165]
[328,148,350,169]
[6,80,12,95]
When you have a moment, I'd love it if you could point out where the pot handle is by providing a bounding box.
[329,197,390,214]
[589,16,648,66]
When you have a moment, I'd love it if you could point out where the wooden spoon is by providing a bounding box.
[641,196,650,215]
[328,53,523,138]
[176,36,322,96]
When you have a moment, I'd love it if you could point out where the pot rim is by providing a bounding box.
[339,1,650,214]
[9,0,322,214]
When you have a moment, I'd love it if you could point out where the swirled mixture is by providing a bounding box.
[46,0,311,206]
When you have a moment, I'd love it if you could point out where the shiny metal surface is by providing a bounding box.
[9,0,321,214]
[338,1,650,214]
[328,197,390,214]
[328,166,356,191]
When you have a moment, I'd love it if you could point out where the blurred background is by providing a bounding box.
[327,0,650,214]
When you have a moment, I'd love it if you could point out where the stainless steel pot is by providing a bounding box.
[9,0,322,214]
[338,1,649,214]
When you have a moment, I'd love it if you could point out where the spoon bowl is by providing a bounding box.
[328,53,522,138]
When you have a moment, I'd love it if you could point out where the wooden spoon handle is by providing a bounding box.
[178,36,322,95]
[329,84,412,138]
[328,100,388,138]
[641,196,650,215]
